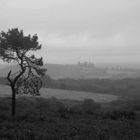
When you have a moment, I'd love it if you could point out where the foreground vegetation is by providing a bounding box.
[0,97,140,140]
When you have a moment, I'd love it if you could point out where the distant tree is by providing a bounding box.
[0,28,47,116]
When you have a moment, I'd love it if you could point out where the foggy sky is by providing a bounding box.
[0,0,140,65]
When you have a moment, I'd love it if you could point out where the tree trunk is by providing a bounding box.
[11,86,16,116]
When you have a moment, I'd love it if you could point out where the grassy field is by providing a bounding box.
[0,85,118,103]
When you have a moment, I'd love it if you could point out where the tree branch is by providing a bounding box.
[7,70,12,85]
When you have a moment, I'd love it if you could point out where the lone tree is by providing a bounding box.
[0,28,46,116]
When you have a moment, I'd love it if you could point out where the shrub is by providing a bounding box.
[82,99,101,114]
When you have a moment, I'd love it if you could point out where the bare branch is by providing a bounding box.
[7,70,12,85]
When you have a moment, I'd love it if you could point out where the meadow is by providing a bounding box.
[0,85,118,102]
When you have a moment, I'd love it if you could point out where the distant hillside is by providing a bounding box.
[41,75,140,98]
[1,74,140,98]
[0,64,140,79]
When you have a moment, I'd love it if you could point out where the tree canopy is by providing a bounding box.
[0,28,47,115]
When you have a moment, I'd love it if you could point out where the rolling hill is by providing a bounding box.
[0,85,118,103]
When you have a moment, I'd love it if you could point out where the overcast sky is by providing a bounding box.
[0,0,140,65]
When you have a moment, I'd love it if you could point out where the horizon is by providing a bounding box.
[1,61,140,69]
[0,0,140,65]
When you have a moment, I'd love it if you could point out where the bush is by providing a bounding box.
[0,97,140,140]
[82,99,101,114]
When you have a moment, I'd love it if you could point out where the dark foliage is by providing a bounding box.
[41,75,140,98]
[0,28,46,115]
[0,97,140,140]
